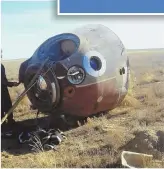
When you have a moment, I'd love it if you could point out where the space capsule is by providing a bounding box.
[19,24,130,117]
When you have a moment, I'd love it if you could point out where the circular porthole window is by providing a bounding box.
[90,56,102,71]
[67,66,85,85]
[83,51,106,77]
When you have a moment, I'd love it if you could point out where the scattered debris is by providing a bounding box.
[18,128,66,152]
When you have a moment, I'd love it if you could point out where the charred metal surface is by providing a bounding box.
[19,24,130,118]
[60,77,119,116]
[53,62,68,79]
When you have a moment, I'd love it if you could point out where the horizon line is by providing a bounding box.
[1,47,164,61]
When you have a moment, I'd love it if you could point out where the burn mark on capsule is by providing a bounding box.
[64,86,75,98]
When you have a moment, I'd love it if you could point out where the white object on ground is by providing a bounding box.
[121,151,153,168]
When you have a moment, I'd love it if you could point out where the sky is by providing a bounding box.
[1,0,164,60]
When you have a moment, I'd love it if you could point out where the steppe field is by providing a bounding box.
[1,49,164,168]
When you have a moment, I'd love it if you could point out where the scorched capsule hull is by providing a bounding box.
[19,24,130,117]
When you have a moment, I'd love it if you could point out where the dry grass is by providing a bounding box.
[121,95,141,108]
[139,72,160,85]
[120,70,141,108]
[30,152,57,168]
